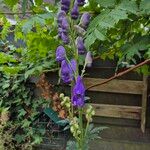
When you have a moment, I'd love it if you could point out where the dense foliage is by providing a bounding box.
[0,0,149,149]
[84,0,150,74]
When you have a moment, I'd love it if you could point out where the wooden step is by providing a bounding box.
[84,77,143,94]
[91,103,141,120]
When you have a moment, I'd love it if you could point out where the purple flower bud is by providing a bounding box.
[56,46,66,62]
[61,60,72,83]
[77,0,85,6]
[61,32,70,44]
[61,4,70,13]
[71,3,79,20]
[58,27,67,38]
[76,36,86,54]
[61,17,69,30]
[61,0,70,13]
[57,11,66,27]
[61,0,70,6]
[85,51,92,67]
[80,13,91,29]
[74,25,86,36]
[72,76,85,107]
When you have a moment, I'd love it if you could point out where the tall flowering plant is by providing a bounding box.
[55,0,103,149]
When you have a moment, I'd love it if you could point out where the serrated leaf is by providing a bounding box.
[85,32,97,49]
[22,13,54,34]
[117,0,138,14]
[110,8,128,21]
[4,0,19,7]
[22,0,27,16]
[85,6,128,48]
[94,29,106,41]
[2,83,10,89]
[140,0,150,15]
[96,0,116,8]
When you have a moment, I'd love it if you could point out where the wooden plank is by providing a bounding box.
[84,78,143,94]
[141,76,148,133]
[91,103,141,120]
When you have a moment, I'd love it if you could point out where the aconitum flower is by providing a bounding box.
[74,25,86,36]
[72,76,85,107]
[85,51,92,67]
[57,11,66,27]
[61,59,77,83]
[61,32,69,44]
[76,36,86,54]
[77,0,85,6]
[58,28,67,38]
[61,60,72,83]
[56,46,66,62]
[61,17,69,30]
[61,0,70,13]
[71,3,79,20]
[80,13,91,29]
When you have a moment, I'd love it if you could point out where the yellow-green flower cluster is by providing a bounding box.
[59,93,71,109]
[85,105,95,122]
[70,117,81,139]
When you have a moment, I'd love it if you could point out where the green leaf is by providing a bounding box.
[4,0,19,7]
[66,141,77,150]
[110,8,128,21]
[145,48,150,58]
[32,135,43,144]
[0,52,17,64]
[137,64,150,75]
[121,36,150,63]
[140,0,150,15]
[96,0,116,8]
[22,119,31,128]
[22,13,54,34]
[117,0,138,14]
[94,29,107,41]
[85,7,127,49]
[0,66,21,74]
[18,109,26,118]
[22,0,27,16]
[2,83,10,89]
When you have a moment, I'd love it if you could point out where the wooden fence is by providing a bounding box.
[84,76,148,132]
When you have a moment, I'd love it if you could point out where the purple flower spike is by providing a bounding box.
[56,46,66,62]
[72,76,85,107]
[80,13,91,29]
[61,32,70,44]
[76,36,86,54]
[61,17,69,30]
[77,0,85,6]
[71,3,79,20]
[61,0,70,13]
[85,51,92,67]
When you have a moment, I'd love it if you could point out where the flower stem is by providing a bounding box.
[78,107,84,150]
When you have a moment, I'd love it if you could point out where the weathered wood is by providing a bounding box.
[91,103,141,120]
[141,76,148,133]
[84,78,143,94]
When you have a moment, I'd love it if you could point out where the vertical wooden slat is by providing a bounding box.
[141,76,148,133]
